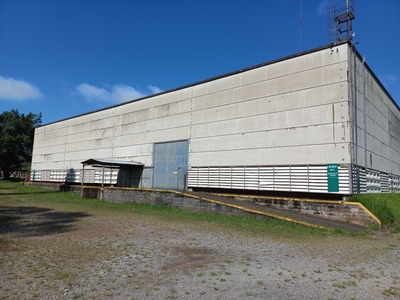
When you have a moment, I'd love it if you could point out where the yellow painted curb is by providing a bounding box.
[173,191,331,230]
[112,188,329,229]
[213,192,382,227]
[345,202,382,226]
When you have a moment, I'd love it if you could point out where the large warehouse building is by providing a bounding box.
[30,41,400,196]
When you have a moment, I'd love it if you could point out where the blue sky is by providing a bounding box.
[1,0,399,125]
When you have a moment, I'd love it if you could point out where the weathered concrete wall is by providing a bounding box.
[349,47,400,176]
[31,43,351,175]
[102,188,255,218]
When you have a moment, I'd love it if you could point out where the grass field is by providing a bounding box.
[0,180,343,238]
[350,193,400,232]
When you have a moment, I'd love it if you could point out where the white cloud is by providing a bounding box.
[0,76,43,100]
[111,84,145,103]
[147,85,163,94]
[75,83,110,101]
[75,83,162,104]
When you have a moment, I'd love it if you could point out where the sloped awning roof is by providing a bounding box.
[81,158,144,168]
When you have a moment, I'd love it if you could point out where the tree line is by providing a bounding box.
[0,109,42,180]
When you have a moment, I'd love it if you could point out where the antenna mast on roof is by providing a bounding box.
[327,0,355,44]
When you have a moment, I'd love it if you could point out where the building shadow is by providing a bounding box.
[0,191,59,196]
[0,206,90,237]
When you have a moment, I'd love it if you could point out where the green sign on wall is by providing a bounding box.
[327,164,339,193]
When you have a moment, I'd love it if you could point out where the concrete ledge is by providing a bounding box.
[218,194,381,228]
[26,182,259,218]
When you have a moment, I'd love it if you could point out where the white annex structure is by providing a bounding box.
[31,41,400,195]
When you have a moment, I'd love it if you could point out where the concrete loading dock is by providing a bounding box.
[30,41,400,196]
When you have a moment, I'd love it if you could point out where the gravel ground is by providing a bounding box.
[1,202,400,300]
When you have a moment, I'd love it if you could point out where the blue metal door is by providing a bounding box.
[153,140,189,191]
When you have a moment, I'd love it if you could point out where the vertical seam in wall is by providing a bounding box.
[63,120,68,170]
[362,57,368,170]
[189,87,193,168]
[111,108,116,158]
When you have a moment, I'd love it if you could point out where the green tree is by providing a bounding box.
[0,109,42,179]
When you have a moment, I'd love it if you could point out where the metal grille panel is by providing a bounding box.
[188,165,351,194]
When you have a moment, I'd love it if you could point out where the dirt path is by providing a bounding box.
[1,195,400,299]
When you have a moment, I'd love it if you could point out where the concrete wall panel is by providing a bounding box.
[191,104,347,139]
[191,123,346,153]
[189,143,349,167]
[266,44,347,79]
[192,90,348,127]
[240,67,267,85]
[154,87,192,106]
[206,73,241,94]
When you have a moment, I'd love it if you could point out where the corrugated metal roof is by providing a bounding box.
[81,158,144,167]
